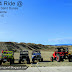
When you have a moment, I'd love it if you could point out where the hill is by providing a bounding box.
[55,44,72,46]
[0,42,72,52]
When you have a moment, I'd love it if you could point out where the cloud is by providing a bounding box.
[48,38,72,44]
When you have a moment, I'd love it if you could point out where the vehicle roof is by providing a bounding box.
[55,47,65,49]
[3,51,13,52]
[20,50,28,52]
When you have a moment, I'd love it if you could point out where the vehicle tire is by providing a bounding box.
[3,61,5,63]
[39,59,40,62]
[41,58,43,62]
[68,54,71,59]
[56,54,60,62]
[61,58,64,61]
[69,56,72,62]
[50,57,53,62]
[0,60,2,65]
[19,60,21,64]
[13,58,14,64]
[10,59,12,65]
[27,58,30,64]
[32,59,35,63]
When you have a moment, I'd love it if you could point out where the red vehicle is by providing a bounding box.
[50,47,72,62]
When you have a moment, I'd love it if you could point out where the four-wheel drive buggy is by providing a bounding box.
[50,47,72,62]
[19,50,30,64]
[0,51,14,65]
[32,50,43,63]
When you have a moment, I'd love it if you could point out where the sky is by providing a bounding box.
[0,0,72,45]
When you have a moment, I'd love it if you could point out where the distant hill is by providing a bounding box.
[0,42,71,52]
[55,44,72,46]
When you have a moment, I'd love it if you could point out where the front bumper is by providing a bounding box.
[3,59,7,62]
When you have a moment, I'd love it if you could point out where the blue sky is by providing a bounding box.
[0,0,72,45]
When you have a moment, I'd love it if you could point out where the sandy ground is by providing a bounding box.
[0,50,72,72]
[1,50,72,66]
[14,50,54,61]
[0,66,72,72]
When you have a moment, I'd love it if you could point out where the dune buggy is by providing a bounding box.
[0,51,14,65]
[19,50,30,64]
[32,50,43,63]
[50,47,72,62]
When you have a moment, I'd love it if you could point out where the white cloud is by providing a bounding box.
[48,38,72,44]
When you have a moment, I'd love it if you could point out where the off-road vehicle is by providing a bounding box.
[32,50,43,63]
[19,50,30,64]
[50,47,72,62]
[0,50,14,65]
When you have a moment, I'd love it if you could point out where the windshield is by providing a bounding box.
[3,52,12,54]
[20,51,28,54]
[33,51,40,54]
[55,48,65,52]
